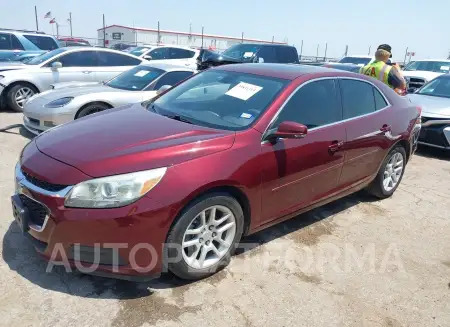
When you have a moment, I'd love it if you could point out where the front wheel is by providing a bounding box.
[166,193,244,280]
[366,145,406,199]
[77,103,110,118]
[6,84,38,112]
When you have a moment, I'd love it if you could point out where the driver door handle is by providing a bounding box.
[82,71,92,74]
[328,140,344,154]
[380,124,391,133]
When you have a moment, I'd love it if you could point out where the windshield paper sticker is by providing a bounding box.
[243,52,254,58]
[225,82,262,100]
[134,70,150,77]
[441,66,450,71]
[240,113,253,119]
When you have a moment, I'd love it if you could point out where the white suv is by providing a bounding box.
[0,47,143,111]
[128,45,199,70]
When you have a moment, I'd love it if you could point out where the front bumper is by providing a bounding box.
[418,117,450,150]
[13,155,175,280]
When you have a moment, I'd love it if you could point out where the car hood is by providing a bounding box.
[196,49,248,71]
[35,104,235,177]
[408,94,450,117]
[0,61,28,72]
[37,84,128,100]
[402,70,442,81]
[50,81,102,90]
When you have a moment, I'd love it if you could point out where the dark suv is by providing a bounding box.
[197,43,299,70]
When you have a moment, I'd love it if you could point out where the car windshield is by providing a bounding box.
[329,64,360,72]
[221,44,262,60]
[417,76,450,98]
[149,70,289,131]
[106,65,165,91]
[338,57,372,65]
[129,46,152,56]
[404,61,450,73]
[24,48,68,65]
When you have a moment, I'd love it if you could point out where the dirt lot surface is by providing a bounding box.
[0,110,449,327]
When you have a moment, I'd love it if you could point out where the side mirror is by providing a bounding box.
[156,84,172,95]
[143,55,152,61]
[266,121,308,141]
[258,57,265,63]
[51,61,62,71]
[407,87,416,94]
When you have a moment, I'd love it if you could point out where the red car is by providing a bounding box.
[12,64,421,281]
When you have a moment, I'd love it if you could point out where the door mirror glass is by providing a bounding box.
[407,87,416,94]
[51,61,62,70]
[258,57,265,63]
[156,84,172,94]
[143,55,152,61]
[267,121,308,141]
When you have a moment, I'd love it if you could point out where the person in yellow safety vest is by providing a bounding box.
[360,44,406,92]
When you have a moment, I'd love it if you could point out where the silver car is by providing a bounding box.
[407,73,450,150]
[0,47,143,112]
[23,62,196,134]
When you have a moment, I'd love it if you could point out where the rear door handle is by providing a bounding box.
[328,140,344,154]
[380,124,391,133]
[82,71,92,74]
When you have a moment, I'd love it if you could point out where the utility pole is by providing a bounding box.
[344,45,348,56]
[102,14,106,47]
[272,36,274,43]
[324,42,328,61]
[241,32,244,43]
[34,6,39,31]
[316,44,319,59]
[69,12,73,37]
[299,40,303,60]
[157,21,160,45]
[403,47,408,65]
[201,26,204,48]
[56,22,59,37]
[368,45,371,55]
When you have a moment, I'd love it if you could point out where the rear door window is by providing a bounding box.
[339,79,376,119]
[0,33,24,50]
[275,47,298,63]
[272,79,342,129]
[373,88,388,110]
[23,35,58,50]
[96,51,141,66]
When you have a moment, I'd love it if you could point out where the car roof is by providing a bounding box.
[216,63,339,80]
[60,46,142,58]
[343,55,372,58]
[409,59,450,62]
[138,62,195,72]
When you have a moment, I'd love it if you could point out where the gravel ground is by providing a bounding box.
[0,110,449,327]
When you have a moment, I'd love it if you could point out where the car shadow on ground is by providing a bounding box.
[415,145,450,161]
[2,191,374,301]
[0,124,34,140]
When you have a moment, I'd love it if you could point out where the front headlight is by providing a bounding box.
[64,168,167,208]
[45,97,74,108]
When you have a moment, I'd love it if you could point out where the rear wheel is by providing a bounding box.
[366,145,406,199]
[6,84,38,112]
[166,193,244,280]
[77,103,110,118]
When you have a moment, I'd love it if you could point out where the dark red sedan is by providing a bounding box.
[12,64,421,281]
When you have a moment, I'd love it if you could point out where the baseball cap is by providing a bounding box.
[377,44,392,58]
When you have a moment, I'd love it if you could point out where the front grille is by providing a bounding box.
[19,194,48,227]
[28,117,40,125]
[419,126,450,147]
[22,170,68,192]
[408,77,426,90]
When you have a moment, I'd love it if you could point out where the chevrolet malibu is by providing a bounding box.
[12,64,421,281]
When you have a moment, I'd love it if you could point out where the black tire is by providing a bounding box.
[166,193,244,280]
[366,145,407,199]
[77,103,110,118]
[6,83,38,112]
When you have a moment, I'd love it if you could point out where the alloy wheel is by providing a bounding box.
[383,152,404,192]
[182,205,236,269]
[14,87,35,108]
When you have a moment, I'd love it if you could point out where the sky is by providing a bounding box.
[1,0,448,61]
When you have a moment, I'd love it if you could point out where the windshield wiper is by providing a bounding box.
[163,114,194,124]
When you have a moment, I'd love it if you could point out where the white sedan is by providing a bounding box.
[128,45,199,70]
[0,47,143,112]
